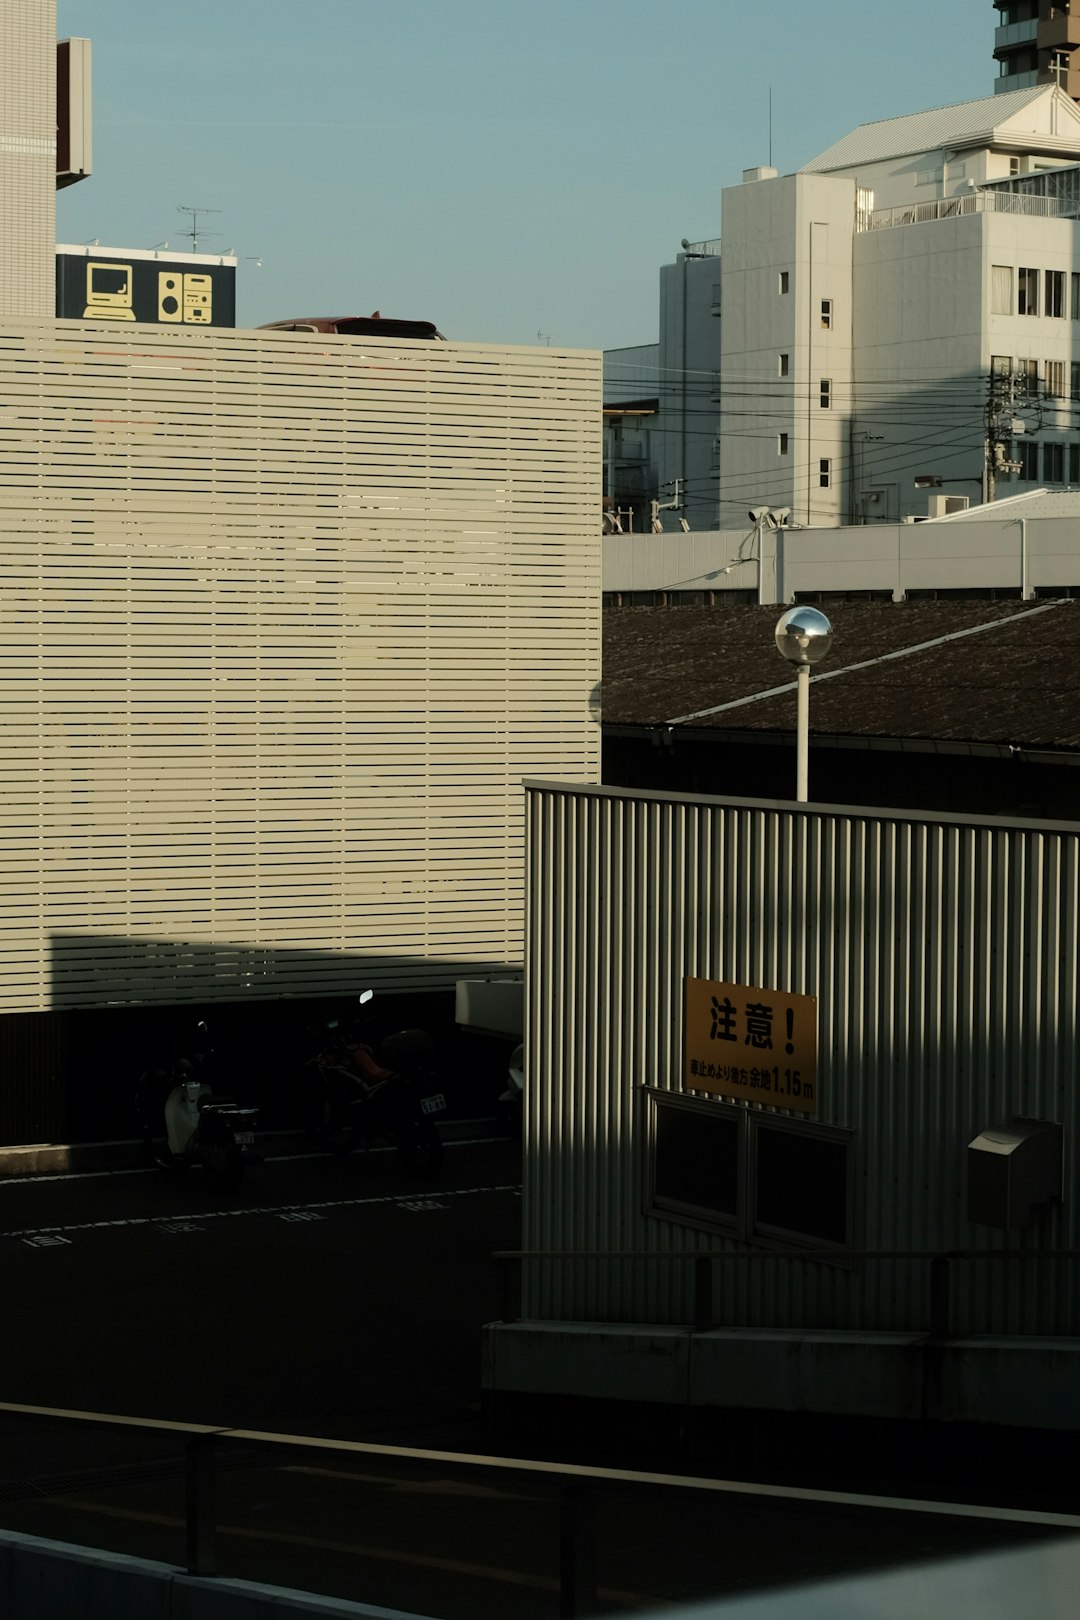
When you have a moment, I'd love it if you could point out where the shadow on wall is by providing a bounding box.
[0,934,520,1148]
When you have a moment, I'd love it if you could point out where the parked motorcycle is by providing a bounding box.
[304,991,444,1177]
[135,1020,259,1193]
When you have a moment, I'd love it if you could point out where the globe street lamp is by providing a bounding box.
[774,606,833,802]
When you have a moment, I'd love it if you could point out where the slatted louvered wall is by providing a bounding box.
[0,321,600,1011]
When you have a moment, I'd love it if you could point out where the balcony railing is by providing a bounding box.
[495,1246,1080,1338]
[995,67,1040,91]
[3,1394,1079,1616]
[994,17,1039,50]
[865,189,1070,230]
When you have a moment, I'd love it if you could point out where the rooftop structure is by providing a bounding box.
[608,84,1080,531]
[994,0,1080,101]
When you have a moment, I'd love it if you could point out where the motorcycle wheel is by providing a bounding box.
[317,1123,359,1155]
[199,1138,245,1194]
[143,1138,193,1173]
[306,1094,359,1155]
[396,1119,442,1179]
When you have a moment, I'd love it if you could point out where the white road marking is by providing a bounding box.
[2,1183,520,1243]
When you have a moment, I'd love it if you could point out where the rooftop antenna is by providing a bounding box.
[769,86,773,168]
[177,205,222,254]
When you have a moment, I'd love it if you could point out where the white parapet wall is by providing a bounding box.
[0,322,601,1011]
[604,513,1080,601]
[0,1528,427,1620]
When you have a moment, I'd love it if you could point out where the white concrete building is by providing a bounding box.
[608,85,1080,530]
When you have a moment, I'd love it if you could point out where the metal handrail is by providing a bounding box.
[2,1396,1080,1619]
[493,1247,1080,1336]
[866,192,1071,229]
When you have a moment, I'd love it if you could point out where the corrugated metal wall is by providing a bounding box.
[523,784,1080,1334]
[0,321,601,1012]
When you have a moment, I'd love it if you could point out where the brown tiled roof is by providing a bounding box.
[603,599,1080,750]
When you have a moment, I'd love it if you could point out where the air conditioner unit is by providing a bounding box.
[926,494,970,519]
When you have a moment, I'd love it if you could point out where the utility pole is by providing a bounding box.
[984,369,1020,505]
[651,479,687,534]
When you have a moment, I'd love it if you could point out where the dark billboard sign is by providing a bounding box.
[56,249,236,328]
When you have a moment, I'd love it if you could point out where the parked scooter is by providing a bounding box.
[304,991,444,1177]
[135,1020,259,1193]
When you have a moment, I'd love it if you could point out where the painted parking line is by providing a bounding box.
[1,1182,521,1245]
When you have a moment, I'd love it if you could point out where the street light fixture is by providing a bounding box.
[775,606,833,802]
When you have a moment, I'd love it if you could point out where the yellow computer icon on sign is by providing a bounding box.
[84,262,136,320]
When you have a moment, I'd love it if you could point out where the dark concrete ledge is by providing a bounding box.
[0,1118,499,1179]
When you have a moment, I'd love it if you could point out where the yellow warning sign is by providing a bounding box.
[684,977,818,1115]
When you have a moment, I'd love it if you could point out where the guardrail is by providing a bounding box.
[493,1248,1080,1336]
[866,192,1071,229]
[3,1396,1080,1620]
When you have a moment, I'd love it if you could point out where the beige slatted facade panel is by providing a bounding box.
[0,1,56,319]
[0,322,601,1010]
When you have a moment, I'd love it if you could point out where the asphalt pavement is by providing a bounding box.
[2,1140,1076,1618]
[0,1134,521,1439]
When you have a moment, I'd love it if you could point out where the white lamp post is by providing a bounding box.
[774,606,833,802]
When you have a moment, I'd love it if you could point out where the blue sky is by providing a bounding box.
[56,0,992,350]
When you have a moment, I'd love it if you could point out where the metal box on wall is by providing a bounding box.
[968,1118,1064,1230]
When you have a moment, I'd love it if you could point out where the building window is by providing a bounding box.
[779,353,790,377]
[1073,273,1080,321]
[1071,444,1080,483]
[1071,362,1080,402]
[647,1093,741,1235]
[819,458,832,488]
[1020,439,1039,480]
[1018,267,1039,316]
[820,299,833,330]
[751,1119,852,1249]
[779,271,790,295]
[991,354,1012,380]
[646,1089,853,1254]
[778,433,789,455]
[820,379,832,409]
[991,266,1013,317]
[1045,359,1066,398]
[1010,156,1022,177]
[1046,270,1066,319]
[1016,359,1039,397]
[1044,441,1065,483]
